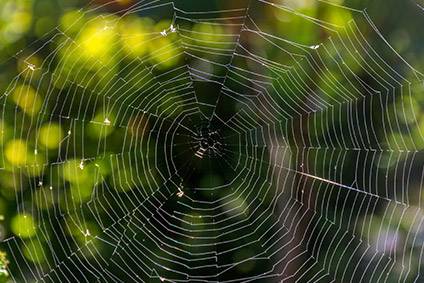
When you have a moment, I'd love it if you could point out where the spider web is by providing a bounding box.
[2,0,424,282]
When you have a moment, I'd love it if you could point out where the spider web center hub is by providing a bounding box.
[171,119,239,190]
[193,122,223,159]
